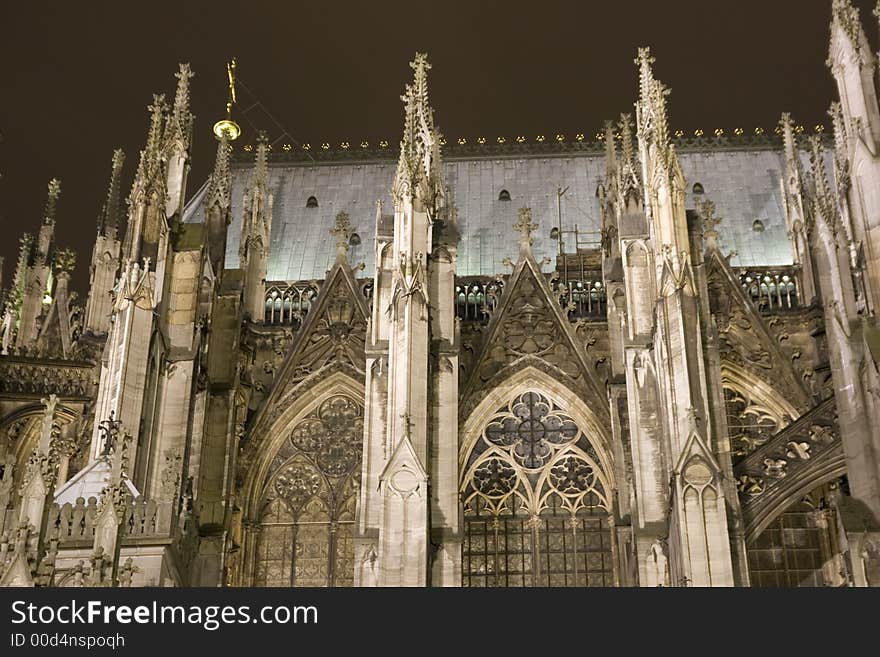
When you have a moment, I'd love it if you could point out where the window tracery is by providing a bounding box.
[723,385,789,460]
[462,391,614,587]
[747,482,845,587]
[253,394,362,587]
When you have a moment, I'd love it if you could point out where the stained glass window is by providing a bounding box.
[747,483,844,588]
[253,395,362,587]
[462,391,614,587]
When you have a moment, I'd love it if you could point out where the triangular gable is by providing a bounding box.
[461,254,608,422]
[54,457,140,505]
[675,430,723,476]
[379,434,428,486]
[704,249,810,411]
[243,260,369,460]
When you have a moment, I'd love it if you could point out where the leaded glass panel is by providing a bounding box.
[462,390,614,588]
[253,394,362,587]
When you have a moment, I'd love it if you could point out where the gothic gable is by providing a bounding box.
[239,262,368,479]
[460,256,608,425]
[704,249,811,412]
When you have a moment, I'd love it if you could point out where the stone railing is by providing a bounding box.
[735,266,801,312]
[455,278,504,323]
[0,357,94,398]
[47,496,175,545]
[552,277,607,320]
[48,497,98,542]
[264,281,320,326]
[124,497,174,538]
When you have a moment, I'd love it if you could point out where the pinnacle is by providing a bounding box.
[807,135,832,201]
[173,63,194,111]
[207,131,232,210]
[43,179,61,225]
[331,211,352,261]
[513,207,538,255]
[169,63,195,148]
[828,0,867,68]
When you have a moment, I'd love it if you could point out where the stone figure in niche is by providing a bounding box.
[646,538,669,587]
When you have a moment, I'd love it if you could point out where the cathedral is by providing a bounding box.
[1,0,880,588]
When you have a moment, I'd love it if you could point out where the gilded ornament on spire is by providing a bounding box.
[213,58,241,141]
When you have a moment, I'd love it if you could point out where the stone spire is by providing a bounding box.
[807,135,837,235]
[331,212,352,263]
[42,179,61,226]
[98,149,125,239]
[0,235,31,353]
[253,131,269,190]
[603,119,617,190]
[778,113,819,304]
[633,48,687,255]
[206,131,231,213]
[36,180,61,267]
[828,0,880,150]
[166,63,194,150]
[135,95,166,185]
[828,0,869,68]
[617,113,642,208]
[828,102,851,190]
[636,47,671,157]
[393,53,444,212]
[205,131,232,276]
[780,113,803,185]
[240,132,273,321]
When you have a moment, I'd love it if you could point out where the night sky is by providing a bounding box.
[1,0,877,296]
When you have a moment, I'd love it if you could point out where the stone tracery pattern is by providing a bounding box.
[254,394,362,587]
[723,386,789,460]
[476,270,582,384]
[461,390,613,587]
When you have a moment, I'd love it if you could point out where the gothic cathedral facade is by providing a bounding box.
[2,0,880,588]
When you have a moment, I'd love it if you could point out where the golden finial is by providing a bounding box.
[213,57,241,141]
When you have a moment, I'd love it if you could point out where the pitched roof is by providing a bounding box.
[184,146,796,282]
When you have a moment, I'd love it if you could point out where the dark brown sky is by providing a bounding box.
[1,0,877,296]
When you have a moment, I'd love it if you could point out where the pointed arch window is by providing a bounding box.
[461,391,615,587]
[498,189,511,201]
[746,481,845,587]
[306,196,319,208]
[253,395,362,587]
